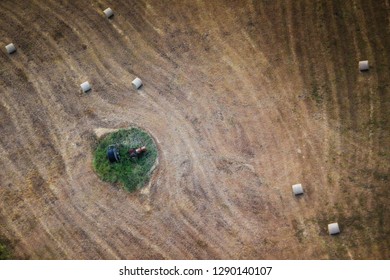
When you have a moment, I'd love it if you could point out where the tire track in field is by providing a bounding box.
[0,0,388,259]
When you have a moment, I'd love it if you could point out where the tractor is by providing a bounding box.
[129,146,147,158]
[107,145,120,163]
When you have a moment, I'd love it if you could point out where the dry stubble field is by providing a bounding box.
[0,0,389,259]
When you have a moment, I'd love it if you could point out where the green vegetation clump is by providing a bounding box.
[0,242,11,260]
[93,128,158,192]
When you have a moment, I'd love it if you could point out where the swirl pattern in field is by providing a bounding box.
[0,0,389,259]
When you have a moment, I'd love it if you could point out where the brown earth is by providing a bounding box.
[0,0,389,259]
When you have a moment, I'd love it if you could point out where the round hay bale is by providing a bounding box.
[5,43,16,54]
[80,81,91,93]
[359,60,369,71]
[328,223,340,235]
[103,8,114,18]
[132,77,143,89]
[292,183,304,195]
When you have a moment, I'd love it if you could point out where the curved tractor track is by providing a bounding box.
[0,0,389,259]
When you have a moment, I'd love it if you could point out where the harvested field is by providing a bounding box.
[0,0,389,259]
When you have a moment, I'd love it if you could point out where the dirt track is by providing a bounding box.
[0,0,389,259]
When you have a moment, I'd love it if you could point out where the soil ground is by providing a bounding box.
[0,0,389,259]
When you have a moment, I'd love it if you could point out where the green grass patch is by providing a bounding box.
[0,242,11,260]
[93,128,158,192]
